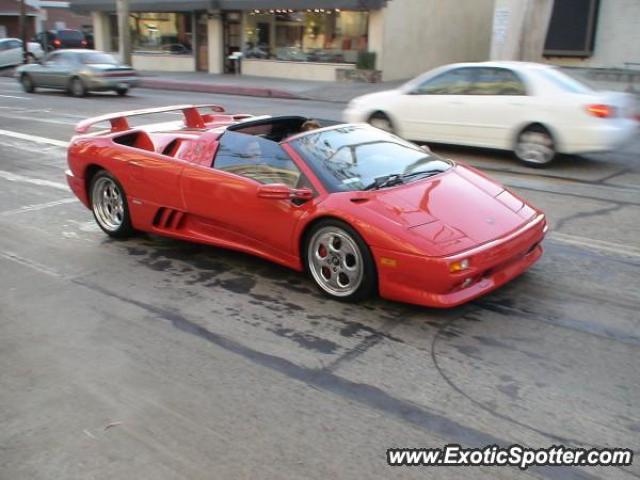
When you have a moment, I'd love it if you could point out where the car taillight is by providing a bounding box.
[586,104,615,118]
[81,40,87,46]
[53,39,61,47]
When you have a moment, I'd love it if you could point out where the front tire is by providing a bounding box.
[368,111,395,134]
[21,74,35,93]
[69,77,87,97]
[90,171,134,238]
[514,124,556,167]
[304,220,377,302]
[115,87,129,96]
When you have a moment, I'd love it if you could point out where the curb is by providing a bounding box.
[139,78,309,100]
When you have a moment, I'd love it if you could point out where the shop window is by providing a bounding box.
[244,10,368,64]
[124,12,193,55]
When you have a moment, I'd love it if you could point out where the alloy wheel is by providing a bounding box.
[307,226,364,297]
[91,176,124,232]
[515,128,556,165]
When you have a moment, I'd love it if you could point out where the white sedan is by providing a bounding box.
[0,38,44,68]
[343,62,638,167]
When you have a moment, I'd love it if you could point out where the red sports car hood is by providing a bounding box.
[361,165,535,256]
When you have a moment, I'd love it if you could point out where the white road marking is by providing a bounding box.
[0,94,30,100]
[3,114,78,126]
[0,129,68,147]
[550,232,640,259]
[0,198,76,216]
[0,170,69,191]
[0,251,63,278]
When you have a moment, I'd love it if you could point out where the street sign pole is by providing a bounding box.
[116,0,132,66]
[19,0,27,63]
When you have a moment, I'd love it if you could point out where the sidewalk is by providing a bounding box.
[139,71,405,103]
[138,68,640,103]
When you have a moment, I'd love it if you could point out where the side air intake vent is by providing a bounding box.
[152,207,185,230]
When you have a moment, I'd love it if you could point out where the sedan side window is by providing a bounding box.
[213,131,302,188]
[468,68,527,95]
[412,68,474,95]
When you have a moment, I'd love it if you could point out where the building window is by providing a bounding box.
[544,0,600,57]
[107,12,194,54]
[244,10,368,64]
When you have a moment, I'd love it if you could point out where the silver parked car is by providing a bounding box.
[15,50,139,97]
[0,38,44,67]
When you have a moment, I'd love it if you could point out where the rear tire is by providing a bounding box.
[514,124,556,167]
[21,74,35,93]
[69,77,87,97]
[115,87,129,96]
[90,170,134,238]
[368,111,395,134]
[304,219,377,302]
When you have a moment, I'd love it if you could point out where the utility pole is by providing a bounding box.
[116,0,132,65]
[19,0,28,63]
[490,0,555,61]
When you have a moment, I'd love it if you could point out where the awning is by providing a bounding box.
[70,0,388,14]
[71,0,212,14]
[214,0,388,8]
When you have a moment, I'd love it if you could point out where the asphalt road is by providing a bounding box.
[0,79,639,480]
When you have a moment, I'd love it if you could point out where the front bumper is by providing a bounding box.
[343,106,368,124]
[374,215,547,308]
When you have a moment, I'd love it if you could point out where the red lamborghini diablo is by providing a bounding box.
[66,104,547,308]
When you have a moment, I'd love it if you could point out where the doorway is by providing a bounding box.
[223,11,242,73]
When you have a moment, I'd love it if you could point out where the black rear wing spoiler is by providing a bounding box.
[74,104,239,134]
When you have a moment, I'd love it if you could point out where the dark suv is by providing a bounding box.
[35,29,87,52]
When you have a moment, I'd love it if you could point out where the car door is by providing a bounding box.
[456,67,530,149]
[391,67,475,144]
[34,52,61,86]
[180,131,313,262]
[47,51,75,88]
[7,39,23,66]
[0,40,9,67]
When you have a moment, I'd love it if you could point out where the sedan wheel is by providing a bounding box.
[70,77,87,97]
[21,74,35,93]
[306,221,376,301]
[90,171,134,238]
[514,125,556,167]
[368,112,394,134]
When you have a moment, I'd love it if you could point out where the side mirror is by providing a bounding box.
[257,183,313,201]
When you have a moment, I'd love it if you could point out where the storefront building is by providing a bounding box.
[70,0,495,81]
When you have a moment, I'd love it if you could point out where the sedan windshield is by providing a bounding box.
[80,52,117,65]
[290,125,452,192]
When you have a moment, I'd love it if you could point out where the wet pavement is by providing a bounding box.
[0,79,639,479]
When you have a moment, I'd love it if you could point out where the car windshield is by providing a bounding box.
[290,125,453,192]
[537,68,593,94]
[80,52,117,65]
